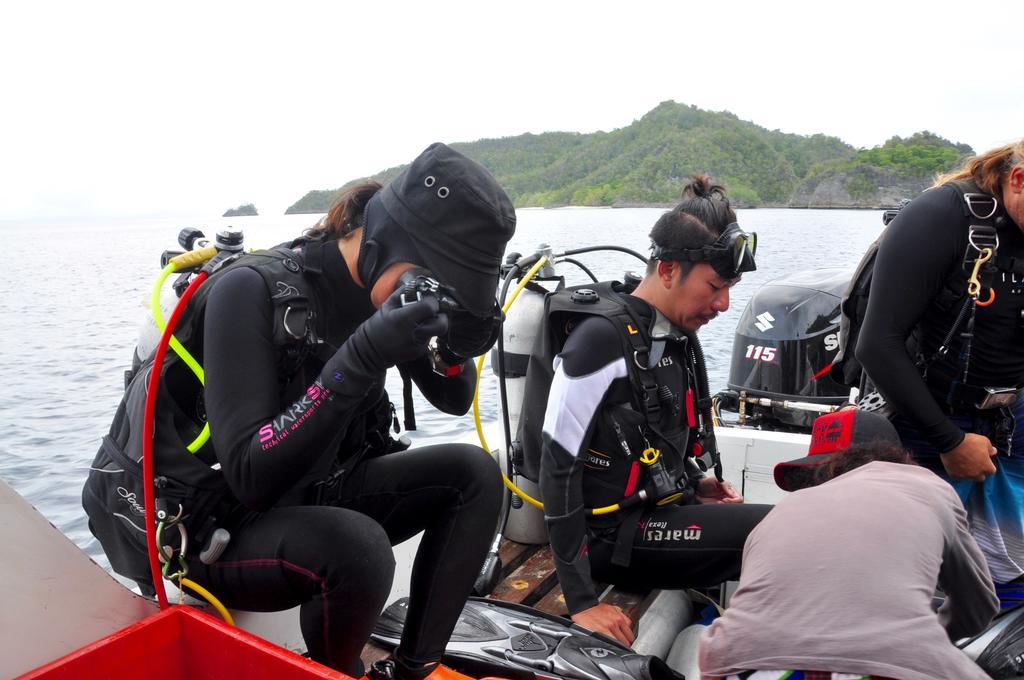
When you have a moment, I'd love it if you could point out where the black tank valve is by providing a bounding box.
[501,251,523,278]
[215,226,245,252]
[623,271,642,293]
[570,289,599,305]
[178,227,208,251]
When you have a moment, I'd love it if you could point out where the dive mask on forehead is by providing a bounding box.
[651,223,757,280]
[398,269,503,360]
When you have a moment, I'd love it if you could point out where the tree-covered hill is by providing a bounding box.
[223,202,258,217]
[286,102,973,213]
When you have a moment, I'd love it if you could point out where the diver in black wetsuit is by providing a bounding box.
[857,140,1024,586]
[91,144,514,679]
[539,176,772,645]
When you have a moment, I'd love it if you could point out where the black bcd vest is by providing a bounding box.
[831,180,1019,393]
[82,236,351,593]
[516,281,710,502]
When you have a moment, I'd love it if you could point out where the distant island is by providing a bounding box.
[223,203,258,217]
[286,101,973,213]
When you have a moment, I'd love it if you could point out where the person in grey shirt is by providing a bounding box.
[699,409,998,680]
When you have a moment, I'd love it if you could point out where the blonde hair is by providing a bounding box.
[934,140,1024,196]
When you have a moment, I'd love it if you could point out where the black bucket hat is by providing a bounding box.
[368,142,516,317]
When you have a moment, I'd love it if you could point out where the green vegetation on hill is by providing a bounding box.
[791,131,975,204]
[286,102,973,213]
[286,191,338,215]
[856,132,973,176]
[223,203,258,217]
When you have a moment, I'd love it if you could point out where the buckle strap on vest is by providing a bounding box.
[300,237,326,275]
[399,365,417,431]
[995,254,1024,276]
[615,305,662,421]
[968,223,999,257]
[963,192,1000,221]
[611,505,644,568]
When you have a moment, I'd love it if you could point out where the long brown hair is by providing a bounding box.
[814,443,916,486]
[309,181,382,238]
[935,140,1024,197]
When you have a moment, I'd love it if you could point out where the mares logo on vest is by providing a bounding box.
[258,380,331,451]
[584,449,612,469]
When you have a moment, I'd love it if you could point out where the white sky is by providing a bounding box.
[2,0,1021,221]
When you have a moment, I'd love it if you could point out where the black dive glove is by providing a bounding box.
[320,287,449,396]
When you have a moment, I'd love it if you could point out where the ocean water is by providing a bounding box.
[0,208,885,567]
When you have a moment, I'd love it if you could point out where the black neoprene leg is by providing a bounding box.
[185,505,396,675]
[336,443,503,666]
[588,503,772,590]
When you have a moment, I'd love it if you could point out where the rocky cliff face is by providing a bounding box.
[790,167,932,209]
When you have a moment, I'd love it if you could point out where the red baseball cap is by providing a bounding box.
[773,409,901,492]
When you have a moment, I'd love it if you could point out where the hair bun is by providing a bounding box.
[681,174,728,201]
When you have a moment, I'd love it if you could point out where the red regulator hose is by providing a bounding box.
[143,270,209,609]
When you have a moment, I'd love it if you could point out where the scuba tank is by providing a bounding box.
[472,243,651,594]
[134,285,177,375]
[472,247,560,593]
[491,247,556,545]
[489,245,650,545]
[132,226,244,378]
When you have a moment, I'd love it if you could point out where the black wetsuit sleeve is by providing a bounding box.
[856,186,966,452]
[400,355,477,416]
[203,267,369,510]
[539,317,628,614]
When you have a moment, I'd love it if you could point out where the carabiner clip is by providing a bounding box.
[967,247,993,299]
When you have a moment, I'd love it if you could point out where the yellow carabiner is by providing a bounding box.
[967,247,993,298]
[640,447,661,465]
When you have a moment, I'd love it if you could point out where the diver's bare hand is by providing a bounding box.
[696,477,743,504]
[571,603,635,646]
[941,433,998,482]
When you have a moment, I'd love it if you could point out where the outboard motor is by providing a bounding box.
[715,268,852,431]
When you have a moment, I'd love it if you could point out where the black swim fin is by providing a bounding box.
[973,602,1024,678]
[371,597,685,680]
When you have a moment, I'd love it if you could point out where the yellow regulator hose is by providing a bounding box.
[179,577,235,626]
